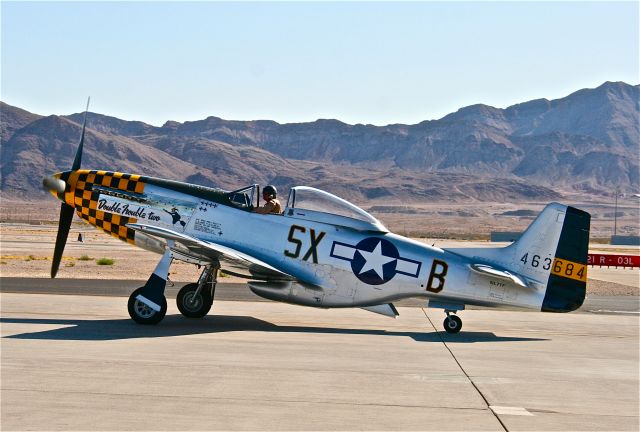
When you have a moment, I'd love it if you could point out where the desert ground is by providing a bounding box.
[1,194,638,294]
[1,196,639,239]
[1,222,637,296]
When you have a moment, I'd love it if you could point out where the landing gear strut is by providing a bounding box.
[128,249,172,325]
[443,311,462,334]
[128,287,167,324]
[427,301,465,334]
[177,265,218,318]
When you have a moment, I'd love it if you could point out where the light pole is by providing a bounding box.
[613,188,620,237]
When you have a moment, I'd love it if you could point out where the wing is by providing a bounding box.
[127,223,294,281]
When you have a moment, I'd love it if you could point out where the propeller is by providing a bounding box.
[72,97,90,170]
[42,175,66,194]
[51,203,75,278]
[48,97,91,278]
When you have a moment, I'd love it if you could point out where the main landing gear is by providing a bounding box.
[127,248,220,325]
[443,311,462,334]
[128,249,172,325]
[177,265,218,318]
[128,287,167,325]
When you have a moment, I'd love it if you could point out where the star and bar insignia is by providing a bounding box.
[330,237,421,285]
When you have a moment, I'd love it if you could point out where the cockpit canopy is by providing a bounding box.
[227,184,257,209]
[285,186,387,233]
[225,184,387,232]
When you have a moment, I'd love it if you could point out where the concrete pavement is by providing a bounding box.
[588,267,639,288]
[1,293,638,431]
[2,277,638,312]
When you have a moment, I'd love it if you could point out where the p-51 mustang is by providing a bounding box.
[43,106,590,333]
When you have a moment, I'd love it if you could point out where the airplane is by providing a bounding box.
[42,104,591,334]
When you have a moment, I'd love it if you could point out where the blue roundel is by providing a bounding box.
[351,237,400,285]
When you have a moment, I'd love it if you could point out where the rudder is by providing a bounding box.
[541,206,590,312]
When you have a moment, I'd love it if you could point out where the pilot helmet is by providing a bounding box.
[263,185,277,199]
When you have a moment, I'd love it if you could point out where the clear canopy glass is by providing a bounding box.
[287,186,386,230]
[227,184,257,209]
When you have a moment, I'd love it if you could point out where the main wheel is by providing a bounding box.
[128,287,167,325]
[443,315,462,334]
[177,283,213,318]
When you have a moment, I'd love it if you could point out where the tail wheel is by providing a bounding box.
[177,283,213,318]
[443,315,462,334]
[128,287,167,325]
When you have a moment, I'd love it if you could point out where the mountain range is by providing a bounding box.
[1,81,638,204]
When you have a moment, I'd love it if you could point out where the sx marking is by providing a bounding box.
[284,225,326,264]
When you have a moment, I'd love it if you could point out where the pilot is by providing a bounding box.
[254,185,282,214]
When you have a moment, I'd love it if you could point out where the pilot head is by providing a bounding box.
[263,185,277,201]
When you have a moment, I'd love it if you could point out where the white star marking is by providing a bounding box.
[358,241,396,279]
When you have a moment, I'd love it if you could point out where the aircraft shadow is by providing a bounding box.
[0,315,547,343]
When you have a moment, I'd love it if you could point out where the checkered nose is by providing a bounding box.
[68,169,144,245]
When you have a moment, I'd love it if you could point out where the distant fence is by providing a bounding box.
[588,253,640,268]
[611,236,640,246]
[490,232,640,247]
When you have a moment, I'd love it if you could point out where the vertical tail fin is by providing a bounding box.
[446,203,590,312]
[540,206,590,312]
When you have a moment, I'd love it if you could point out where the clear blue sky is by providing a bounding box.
[2,1,638,126]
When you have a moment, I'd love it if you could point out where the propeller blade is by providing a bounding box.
[50,98,90,277]
[51,203,75,278]
[71,97,90,171]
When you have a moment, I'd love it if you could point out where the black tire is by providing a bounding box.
[443,315,462,334]
[128,287,167,325]
[177,283,213,318]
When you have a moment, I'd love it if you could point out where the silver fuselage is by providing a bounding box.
[133,184,545,311]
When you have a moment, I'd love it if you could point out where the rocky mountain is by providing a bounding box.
[1,115,205,196]
[0,101,42,143]
[1,81,637,203]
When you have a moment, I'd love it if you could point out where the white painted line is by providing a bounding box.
[590,310,640,315]
[490,406,534,416]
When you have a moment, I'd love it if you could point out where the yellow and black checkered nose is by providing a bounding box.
[64,170,146,244]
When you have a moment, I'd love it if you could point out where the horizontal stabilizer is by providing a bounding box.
[361,303,399,318]
[469,264,528,288]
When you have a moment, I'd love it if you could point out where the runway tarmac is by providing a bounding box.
[1,277,638,313]
[1,285,639,430]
